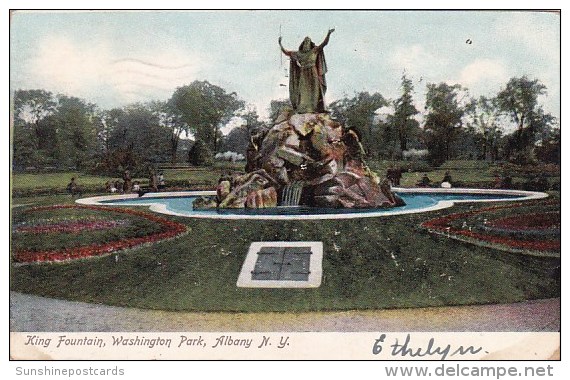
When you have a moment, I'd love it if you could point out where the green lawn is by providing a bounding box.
[367,159,541,188]
[11,160,557,196]
[11,163,246,195]
[9,194,560,312]
[10,161,560,312]
[12,172,112,191]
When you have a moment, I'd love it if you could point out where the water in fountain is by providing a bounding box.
[280,182,304,206]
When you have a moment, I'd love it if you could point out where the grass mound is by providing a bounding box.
[9,195,560,312]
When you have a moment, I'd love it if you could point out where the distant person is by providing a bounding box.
[132,181,141,192]
[394,167,402,186]
[441,171,452,188]
[66,177,80,197]
[122,170,132,193]
[158,171,165,190]
[148,168,158,192]
[417,173,431,187]
[114,180,123,193]
[386,167,402,186]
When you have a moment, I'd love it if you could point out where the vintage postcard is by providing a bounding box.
[9,8,561,365]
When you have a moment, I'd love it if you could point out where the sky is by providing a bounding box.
[10,10,560,128]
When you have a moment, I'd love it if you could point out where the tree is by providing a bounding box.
[152,100,188,164]
[94,109,115,155]
[103,104,171,174]
[169,81,244,152]
[465,96,503,161]
[13,89,57,146]
[188,139,213,166]
[496,76,553,157]
[392,74,420,152]
[221,108,266,154]
[496,76,546,133]
[12,90,98,169]
[535,127,560,164]
[329,92,387,157]
[12,121,38,169]
[424,83,473,165]
[54,95,97,169]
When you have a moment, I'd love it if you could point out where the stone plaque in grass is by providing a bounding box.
[237,242,323,288]
[251,246,311,281]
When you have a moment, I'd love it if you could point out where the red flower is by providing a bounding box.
[13,205,187,264]
[421,201,560,253]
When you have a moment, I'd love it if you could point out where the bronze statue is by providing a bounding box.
[279,29,335,113]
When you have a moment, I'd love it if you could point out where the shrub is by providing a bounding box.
[188,140,213,166]
[402,149,428,160]
[522,176,550,192]
[215,151,245,162]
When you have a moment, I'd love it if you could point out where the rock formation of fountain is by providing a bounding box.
[193,109,405,210]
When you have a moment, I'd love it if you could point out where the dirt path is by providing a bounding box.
[10,292,559,332]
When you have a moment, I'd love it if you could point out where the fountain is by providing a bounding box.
[77,30,549,218]
[193,29,405,211]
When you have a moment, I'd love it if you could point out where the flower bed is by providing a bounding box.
[421,201,560,256]
[487,211,560,231]
[14,218,130,234]
[12,205,187,264]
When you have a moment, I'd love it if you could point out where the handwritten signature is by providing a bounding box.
[373,334,486,360]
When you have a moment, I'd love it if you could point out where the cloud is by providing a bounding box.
[496,12,559,62]
[28,36,110,94]
[24,35,205,107]
[455,58,508,90]
[388,44,449,78]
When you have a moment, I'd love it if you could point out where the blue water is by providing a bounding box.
[100,192,524,216]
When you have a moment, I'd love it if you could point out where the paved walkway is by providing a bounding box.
[10,292,559,332]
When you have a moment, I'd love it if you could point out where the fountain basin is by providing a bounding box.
[76,188,547,220]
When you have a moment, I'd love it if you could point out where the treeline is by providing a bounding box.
[12,75,560,176]
[326,74,559,166]
[12,81,244,175]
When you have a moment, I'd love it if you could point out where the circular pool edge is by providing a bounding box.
[75,188,548,220]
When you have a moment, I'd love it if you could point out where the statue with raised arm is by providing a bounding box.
[279,29,335,114]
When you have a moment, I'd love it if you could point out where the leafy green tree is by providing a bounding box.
[169,81,244,152]
[424,83,473,165]
[188,139,213,166]
[329,92,387,157]
[54,95,97,169]
[392,74,420,152]
[103,104,170,174]
[12,89,58,168]
[465,96,503,161]
[13,89,57,149]
[496,76,554,159]
[93,109,114,155]
[221,108,266,154]
[151,100,188,164]
[496,76,546,133]
[13,90,98,169]
[12,121,38,169]
[535,127,560,164]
